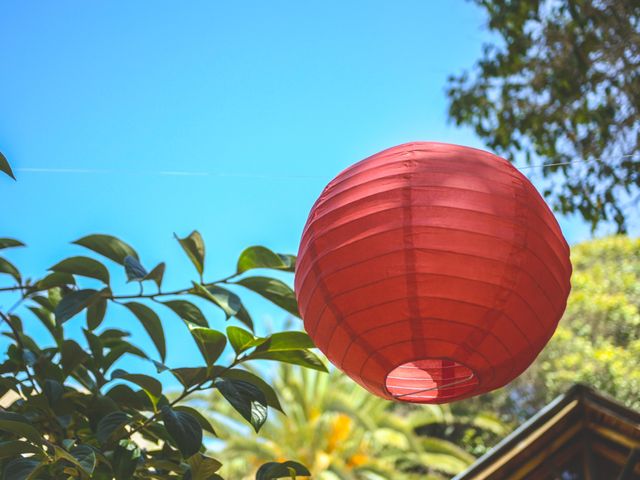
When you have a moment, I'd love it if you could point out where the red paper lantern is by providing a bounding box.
[295,142,572,403]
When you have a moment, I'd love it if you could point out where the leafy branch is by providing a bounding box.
[0,231,319,479]
[0,194,317,480]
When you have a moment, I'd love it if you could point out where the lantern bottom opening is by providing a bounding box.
[384,358,479,403]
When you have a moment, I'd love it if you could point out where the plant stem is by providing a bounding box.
[0,285,29,293]
[0,310,40,393]
[122,356,243,441]
[108,274,238,301]
[0,272,239,302]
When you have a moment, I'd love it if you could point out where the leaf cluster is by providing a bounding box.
[0,228,320,479]
[447,0,640,232]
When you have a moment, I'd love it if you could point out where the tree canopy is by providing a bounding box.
[447,0,640,232]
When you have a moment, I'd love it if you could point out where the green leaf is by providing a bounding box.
[28,306,59,342]
[171,367,208,389]
[60,340,89,376]
[161,300,208,327]
[0,441,42,458]
[0,238,24,250]
[3,458,41,480]
[190,327,227,366]
[235,276,299,317]
[144,262,165,289]
[123,302,166,362]
[96,411,131,444]
[31,294,55,311]
[249,349,327,372]
[43,379,64,404]
[188,454,222,480]
[70,445,97,475]
[103,340,148,371]
[54,445,92,476]
[256,461,311,480]
[227,326,257,354]
[86,298,107,330]
[124,255,147,282]
[72,234,138,265]
[278,254,296,271]
[0,257,20,283]
[49,256,110,284]
[54,289,105,323]
[0,412,43,444]
[175,230,205,276]
[258,332,315,352]
[174,406,217,436]
[70,364,96,391]
[237,246,296,273]
[235,304,254,331]
[215,378,268,432]
[222,369,284,413]
[112,441,140,479]
[151,359,169,373]
[161,406,203,458]
[106,384,146,410]
[99,328,129,342]
[191,283,241,319]
[112,369,162,408]
[35,272,75,291]
[84,329,104,362]
[0,152,15,180]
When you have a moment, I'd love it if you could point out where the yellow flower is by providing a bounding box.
[327,414,352,452]
[347,452,368,467]
[308,406,321,423]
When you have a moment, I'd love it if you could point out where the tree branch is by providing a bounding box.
[0,310,40,393]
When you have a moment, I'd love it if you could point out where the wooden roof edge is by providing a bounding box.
[580,387,640,426]
[452,384,639,480]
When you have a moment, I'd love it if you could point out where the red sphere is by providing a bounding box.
[295,142,572,403]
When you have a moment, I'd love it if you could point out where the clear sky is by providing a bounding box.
[0,1,617,381]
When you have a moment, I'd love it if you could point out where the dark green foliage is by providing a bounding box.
[123,302,166,361]
[256,461,311,480]
[0,152,15,180]
[215,378,268,433]
[73,234,139,265]
[235,276,300,317]
[50,256,110,285]
[161,406,203,458]
[0,158,314,480]
[447,0,640,232]
[161,299,208,327]
[237,246,296,274]
[190,327,227,366]
[185,453,223,480]
[175,231,206,277]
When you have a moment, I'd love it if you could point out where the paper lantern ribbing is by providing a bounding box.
[295,142,572,404]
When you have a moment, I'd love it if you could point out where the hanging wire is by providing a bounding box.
[390,372,476,399]
[516,153,637,171]
[14,167,321,180]
[13,154,638,179]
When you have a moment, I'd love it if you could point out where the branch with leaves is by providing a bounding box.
[447,0,640,232]
[0,153,317,480]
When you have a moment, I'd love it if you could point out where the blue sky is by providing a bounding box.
[0,1,618,382]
